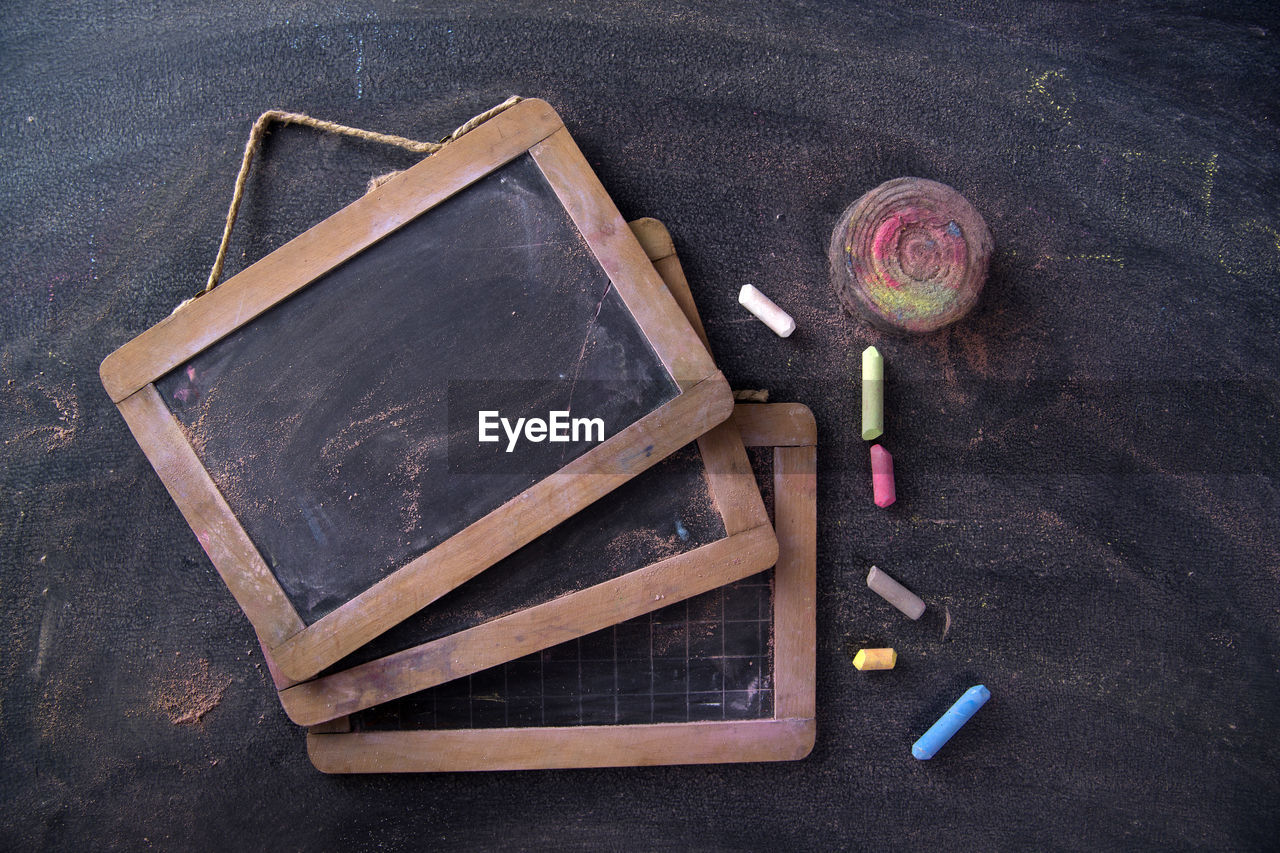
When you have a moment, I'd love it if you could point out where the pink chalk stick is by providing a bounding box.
[871,444,896,507]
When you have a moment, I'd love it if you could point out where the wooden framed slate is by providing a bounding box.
[99,100,732,681]
[267,219,778,725]
[304,401,817,771]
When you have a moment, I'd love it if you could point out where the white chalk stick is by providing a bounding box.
[738,285,795,337]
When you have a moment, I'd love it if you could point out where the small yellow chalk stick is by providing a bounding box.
[853,648,897,671]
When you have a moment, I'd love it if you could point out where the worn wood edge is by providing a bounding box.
[307,718,815,773]
[654,254,713,352]
[280,522,776,725]
[529,129,718,390]
[628,217,677,262]
[308,717,352,735]
[258,636,296,690]
[773,442,817,721]
[628,218,713,354]
[733,403,817,447]
[270,370,734,682]
[99,98,564,402]
[628,218,767,536]
[695,421,771,536]
[116,385,303,645]
[665,266,766,533]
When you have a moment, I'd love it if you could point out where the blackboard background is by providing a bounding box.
[3,1,1277,850]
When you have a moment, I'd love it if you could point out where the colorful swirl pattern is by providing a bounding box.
[829,178,993,334]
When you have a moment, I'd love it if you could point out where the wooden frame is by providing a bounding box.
[99,100,732,682]
[270,218,777,725]
[305,400,817,771]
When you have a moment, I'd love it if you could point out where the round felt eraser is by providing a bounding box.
[830,178,993,334]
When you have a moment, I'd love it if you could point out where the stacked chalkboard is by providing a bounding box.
[101,100,816,771]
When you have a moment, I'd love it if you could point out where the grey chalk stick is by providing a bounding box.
[866,565,926,620]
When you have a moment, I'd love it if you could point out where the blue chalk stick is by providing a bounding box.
[912,684,990,760]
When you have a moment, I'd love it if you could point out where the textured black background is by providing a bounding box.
[3,1,1278,850]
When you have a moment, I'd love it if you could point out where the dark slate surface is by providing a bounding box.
[2,1,1278,850]
[345,446,769,727]
[154,152,677,624]
[323,442,726,673]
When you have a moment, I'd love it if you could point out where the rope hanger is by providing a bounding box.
[202,96,523,295]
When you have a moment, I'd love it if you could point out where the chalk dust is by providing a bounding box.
[651,620,686,656]
[150,657,232,725]
[172,378,269,541]
[607,528,684,567]
[2,352,79,453]
[951,323,994,378]
[320,398,414,468]
[321,384,461,536]
[399,486,423,536]
[172,372,223,462]
[686,589,721,623]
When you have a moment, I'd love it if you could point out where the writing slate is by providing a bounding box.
[100,99,733,682]
[348,570,777,730]
[271,217,777,726]
[314,443,728,671]
[155,153,676,625]
[306,403,818,772]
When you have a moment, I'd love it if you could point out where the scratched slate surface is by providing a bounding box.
[2,1,1278,850]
